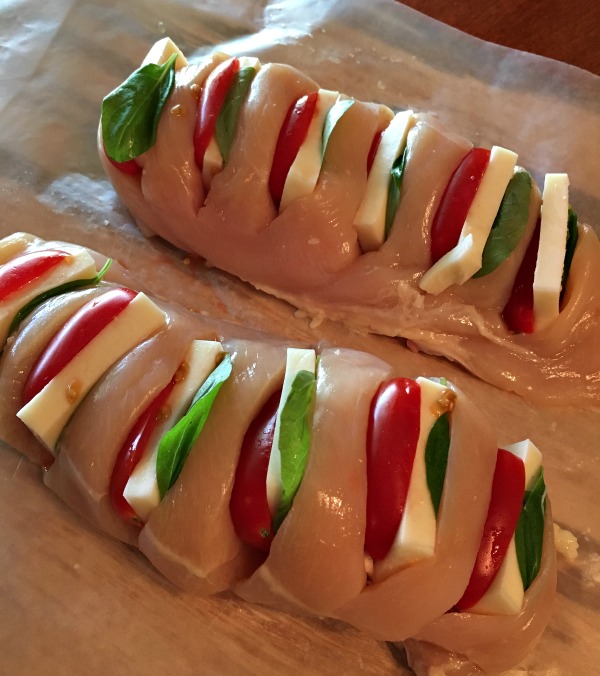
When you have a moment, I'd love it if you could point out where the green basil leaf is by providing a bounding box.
[322,99,354,159]
[474,170,532,278]
[102,53,177,163]
[424,412,450,517]
[515,468,546,590]
[7,258,113,337]
[156,353,233,497]
[215,66,257,164]
[384,147,408,238]
[273,369,316,530]
[561,207,579,294]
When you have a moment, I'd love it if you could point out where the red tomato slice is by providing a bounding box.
[268,92,319,209]
[110,376,177,523]
[102,141,141,176]
[502,220,541,334]
[0,249,69,301]
[456,448,525,611]
[430,148,491,264]
[366,130,383,175]
[193,57,240,171]
[230,389,282,551]
[365,378,421,562]
[22,287,137,405]
[108,156,141,176]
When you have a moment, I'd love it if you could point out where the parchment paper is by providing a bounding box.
[0,1,599,674]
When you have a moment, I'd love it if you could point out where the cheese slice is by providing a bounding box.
[353,109,413,252]
[533,173,569,331]
[17,292,166,452]
[379,377,453,573]
[0,232,37,265]
[279,89,340,212]
[420,145,518,294]
[0,247,98,345]
[123,340,224,522]
[142,37,188,70]
[266,347,316,515]
[469,439,543,615]
[200,56,261,191]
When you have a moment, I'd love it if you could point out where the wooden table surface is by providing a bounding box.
[402,0,600,76]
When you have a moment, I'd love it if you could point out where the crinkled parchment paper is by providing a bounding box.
[0,1,598,674]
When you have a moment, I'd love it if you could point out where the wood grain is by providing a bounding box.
[400,0,600,75]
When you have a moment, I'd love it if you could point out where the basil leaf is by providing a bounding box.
[215,66,256,164]
[156,353,232,497]
[561,207,579,294]
[384,147,408,238]
[273,369,316,530]
[102,53,177,163]
[474,170,532,278]
[7,258,113,337]
[322,99,354,159]
[515,468,546,590]
[424,412,450,517]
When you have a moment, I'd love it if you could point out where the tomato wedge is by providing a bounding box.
[110,376,177,523]
[502,221,541,334]
[430,148,491,264]
[0,249,69,301]
[22,287,137,405]
[194,57,240,171]
[102,141,141,176]
[456,448,525,611]
[366,130,383,175]
[230,389,281,551]
[365,378,421,561]
[268,92,319,209]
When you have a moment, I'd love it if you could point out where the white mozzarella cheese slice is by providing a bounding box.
[142,37,188,70]
[279,89,340,212]
[504,438,543,490]
[17,292,166,452]
[419,145,518,294]
[200,56,260,190]
[123,340,224,522]
[0,247,97,344]
[266,347,316,515]
[0,232,37,265]
[353,109,413,252]
[469,439,543,615]
[533,173,569,331]
[381,377,451,571]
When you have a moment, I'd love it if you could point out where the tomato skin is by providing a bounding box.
[22,287,137,405]
[102,141,141,176]
[365,378,421,562]
[366,130,383,175]
[230,389,282,551]
[110,377,176,523]
[430,148,491,264]
[456,448,525,611]
[0,249,69,301]
[193,57,240,171]
[502,220,541,334]
[108,156,141,176]
[268,92,319,208]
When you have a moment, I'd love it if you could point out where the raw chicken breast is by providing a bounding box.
[236,347,393,615]
[334,383,498,640]
[138,339,287,594]
[405,501,556,674]
[44,306,209,545]
[99,45,600,405]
